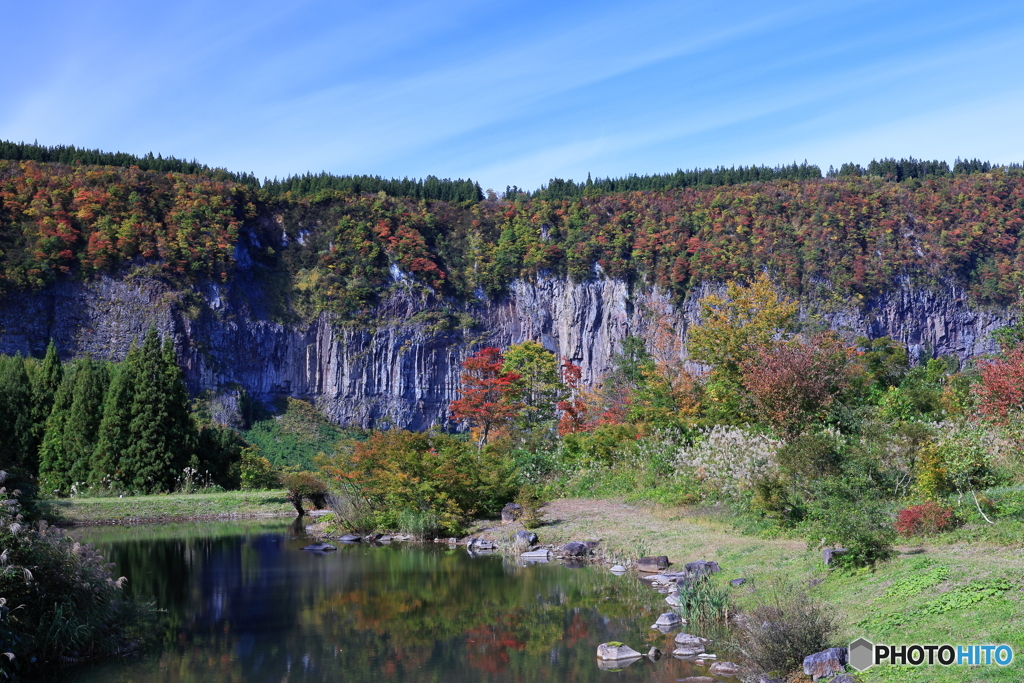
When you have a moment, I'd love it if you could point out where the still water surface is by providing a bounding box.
[66,520,735,682]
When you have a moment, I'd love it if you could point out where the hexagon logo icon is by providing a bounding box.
[849,638,874,671]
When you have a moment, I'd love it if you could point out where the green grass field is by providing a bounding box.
[41,489,296,526]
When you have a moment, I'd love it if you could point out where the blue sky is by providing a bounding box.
[3,0,1023,192]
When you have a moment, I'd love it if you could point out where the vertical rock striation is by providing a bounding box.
[0,273,1016,430]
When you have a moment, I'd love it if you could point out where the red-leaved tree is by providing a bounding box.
[976,345,1024,423]
[556,359,588,435]
[450,348,522,449]
[740,334,854,438]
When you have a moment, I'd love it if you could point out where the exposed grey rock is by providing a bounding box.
[647,647,661,661]
[521,549,552,561]
[665,593,682,607]
[803,647,848,680]
[636,555,670,572]
[596,642,641,660]
[338,535,361,543]
[467,538,496,550]
[651,612,683,629]
[730,578,748,587]
[512,530,537,545]
[823,548,848,566]
[685,560,722,578]
[562,541,590,557]
[1,272,1012,432]
[302,542,337,552]
[609,564,627,573]
[672,633,709,656]
[501,503,524,524]
[708,660,739,675]
[830,676,857,683]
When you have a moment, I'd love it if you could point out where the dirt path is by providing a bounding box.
[471,498,813,580]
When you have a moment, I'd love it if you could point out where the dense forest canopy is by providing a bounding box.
[1,142,1023,318]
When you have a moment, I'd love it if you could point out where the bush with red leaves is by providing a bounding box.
[894,502,958,536]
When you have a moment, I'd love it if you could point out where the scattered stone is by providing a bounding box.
[677,677,715,682]
[596,642,641,661]
[521,549,552,561]
[562,541,590,557]
[651,612,683,629]
[647,647,661,661]
[672,633,709,656]
[609,564,627,574]
[636,555,670,572]
[758,676,784,683]
[709,660,739,676]
[467,538,496,550]
[823,547,848,566]
[302,542,337,552]
[512,530,538,545]
[665,593,682,607]
[803,647,848,680]
[338,535,362,543]
[830,676,857,683]
[501,502,524,524]
[583,540,601,550]
[447,537,457,544]
[729,578,748,587]
[685,560,722,578]
[378,535,392,543]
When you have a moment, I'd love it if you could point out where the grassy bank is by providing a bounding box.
[42,489,296,526]
[470,498,1024,683]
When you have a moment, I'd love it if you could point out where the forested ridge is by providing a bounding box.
[2,151,1023,319]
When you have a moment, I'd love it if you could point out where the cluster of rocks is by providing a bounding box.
[597,555,853,681]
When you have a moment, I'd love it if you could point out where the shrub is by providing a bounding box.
[318,430,516,537]
[674,426,782,499]
[280,471,329,515]
[803,476,895,567]
[0,490,159,676]
[895,502,958,536]
[736,577,838,676]
[238,447,279,490]
[776,430,844,481]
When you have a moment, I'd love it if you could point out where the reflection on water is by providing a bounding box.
[66,521,736,683]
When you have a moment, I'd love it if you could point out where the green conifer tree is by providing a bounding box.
[118,327,193,492]
[92,347,139,488]
[0,355,34,471]
[30,341,63,456]
[160,337,197,479]
[38,362,80,495]
[64,359,111,487]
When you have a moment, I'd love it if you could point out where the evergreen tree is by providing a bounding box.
[92,347,139,488]
[64,359,111,487]
[115,328,194,492]
[37,362,80,495]
[160,337,197,477]
[30,341,63,452]
[0,355,34,471]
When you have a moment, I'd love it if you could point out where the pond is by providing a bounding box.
[65,520,737,682]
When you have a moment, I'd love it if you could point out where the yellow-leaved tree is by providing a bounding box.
[687,273,799,421]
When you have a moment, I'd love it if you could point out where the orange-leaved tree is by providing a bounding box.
[450,347,522,449]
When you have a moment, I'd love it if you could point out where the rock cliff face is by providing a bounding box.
[0,272,1016,430]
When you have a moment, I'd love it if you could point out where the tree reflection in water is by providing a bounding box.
[66,521,735,683]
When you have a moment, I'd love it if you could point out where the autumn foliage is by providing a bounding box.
[894,502,958,536]
[449,348,522,448]
[975,346,1024,423]
[740,334,856,437]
